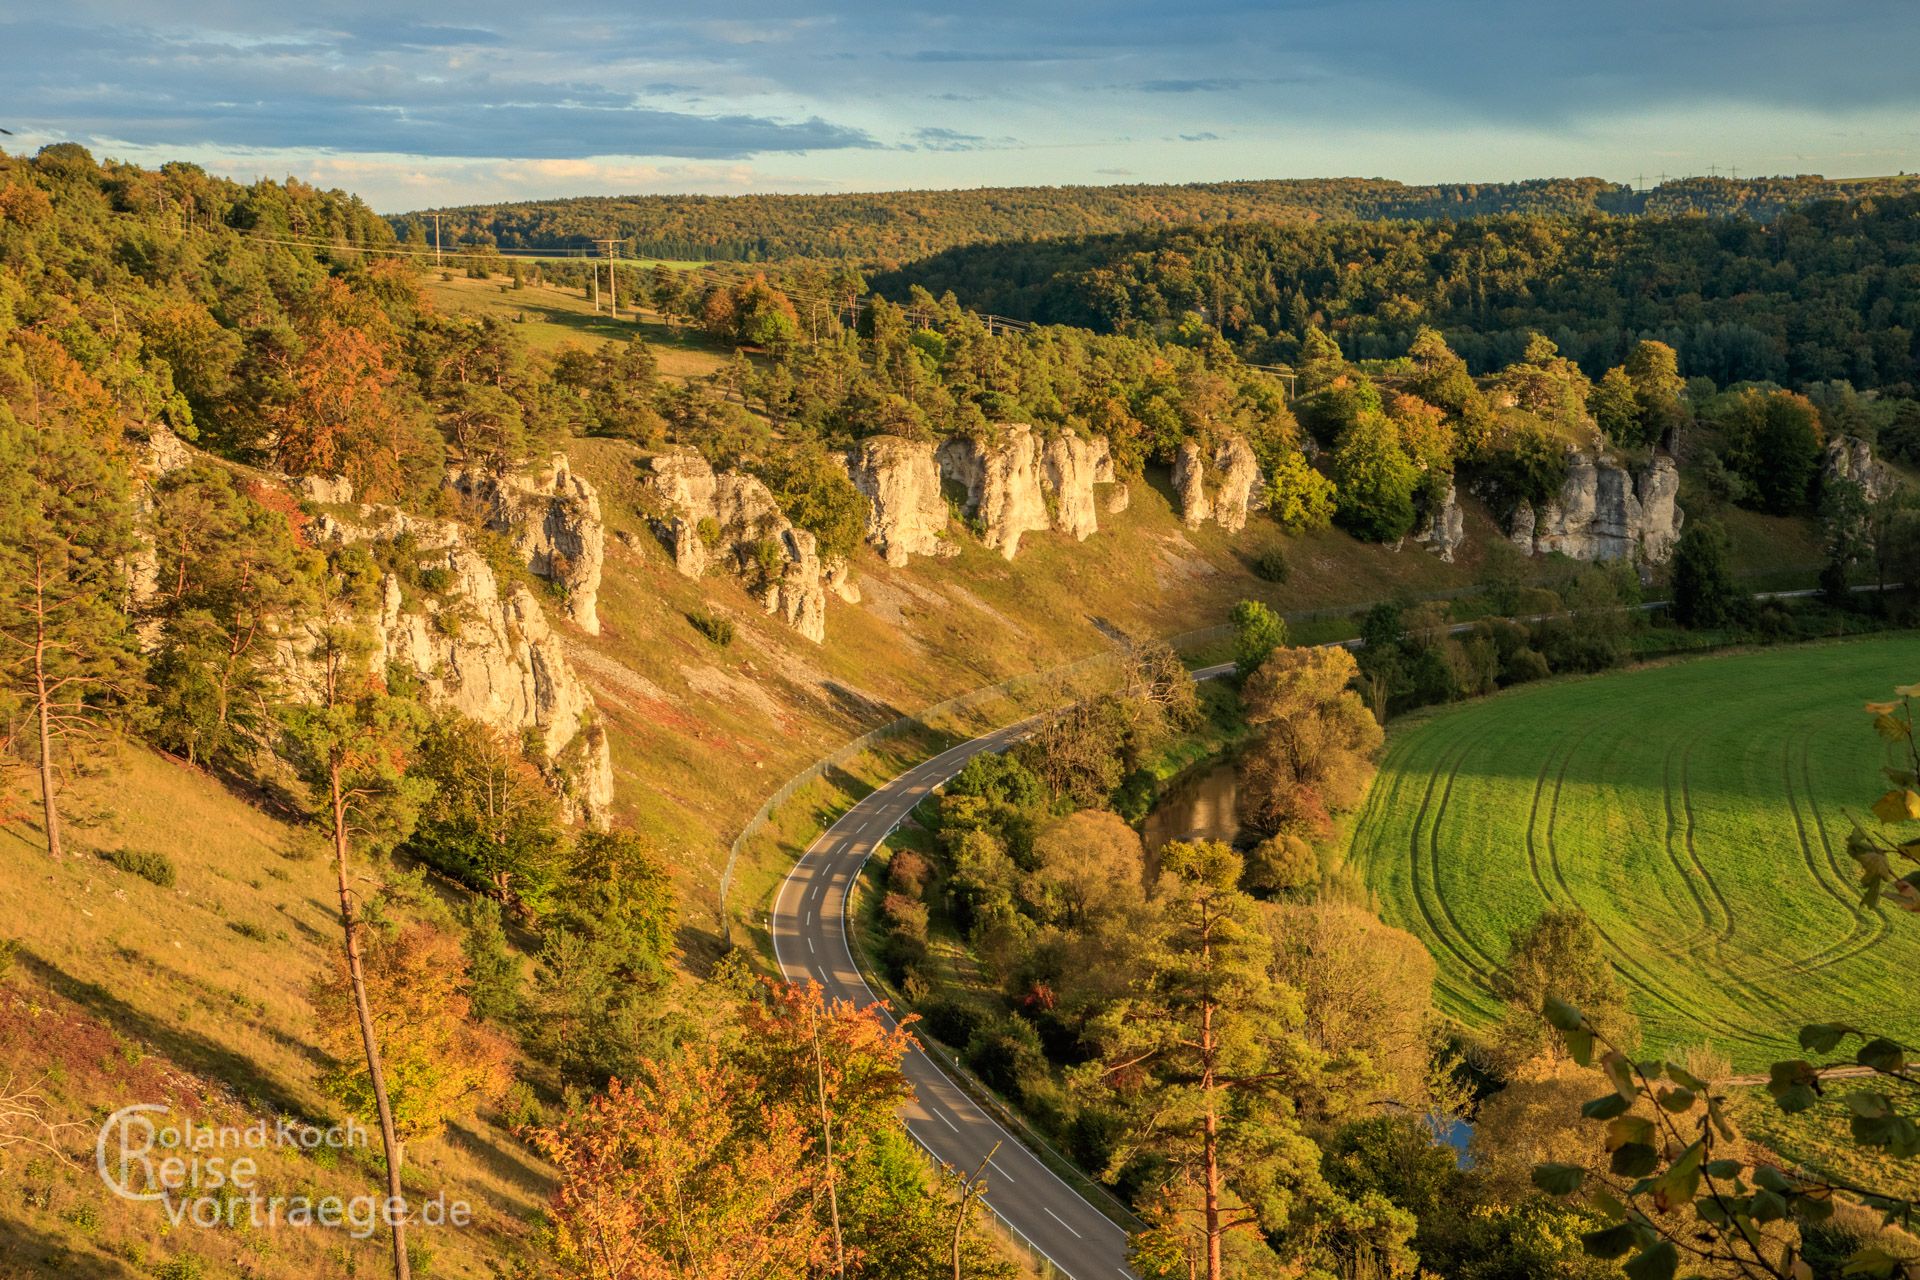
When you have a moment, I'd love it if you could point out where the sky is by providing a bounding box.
[4,1,1918,213]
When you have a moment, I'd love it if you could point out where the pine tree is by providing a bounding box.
[0,334,141,859]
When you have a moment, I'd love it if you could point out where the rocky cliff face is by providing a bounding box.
[1172,435,1264,533]
[132,430,614,824]
[843,436,956,566]
[449,453,605,635]
[642,453,829,643]
[1825,435,1896,502]
[1510,452,1682,566]
[936,424,1054,559]
[1410,481,1466,563]
[1041,433,1104,542]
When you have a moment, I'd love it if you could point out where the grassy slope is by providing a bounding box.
[0,748,549,1280]
[1342,634,1920,1071]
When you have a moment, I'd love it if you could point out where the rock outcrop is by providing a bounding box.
[936,424,1054,559]
[1041,434,1104,542]
[449,453,605,635]
[292,506,615,824]
[843,436,955,566]
[1173,435,1265,533]
[1825,435,1896,502]
[129,431,614,824]
[642,453,829,644]
[1410,481,1466,563]
[1509,452,1682,566]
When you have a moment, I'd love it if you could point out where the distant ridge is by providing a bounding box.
[396,173,1920,265]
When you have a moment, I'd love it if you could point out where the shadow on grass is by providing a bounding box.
[0,1214,142,1278]
[16,950,316,1123]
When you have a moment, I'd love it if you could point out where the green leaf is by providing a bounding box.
[1610,1143,1660,1178]
[1704,1159,1744,1179]
[1623,1240,1678,1280]
[1543,996,1584,1031]
[1581,1222,1639,1259]
[1800,1025,1854,1055]
[1533,1163,1586,1196]
[1564,1026,1595,1067]
[1656,1085,1697,1113]
[1652,1141,1704,1210]
[1603,1051,1639,1101]
[1857,1038,1907,1073]
[1582,1093,1630,1120]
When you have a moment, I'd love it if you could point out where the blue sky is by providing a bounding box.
[4,2,1917,211]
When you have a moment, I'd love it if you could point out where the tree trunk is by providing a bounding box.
[331,760,412,1280]
[812,1015,845,1278]
[1200,993,1222,1280]
[31,560,62,860]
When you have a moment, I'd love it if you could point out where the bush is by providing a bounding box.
[965,1017,1047,1100]
[1248,545,1290,583]
[687,608,735,647]
[1243,834,1318,896]
[99,847,176,888]
[918,998,988,1049]
[887,849,930,899]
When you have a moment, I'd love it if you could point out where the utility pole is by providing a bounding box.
[428,213,442,267]
[596,239,620,317]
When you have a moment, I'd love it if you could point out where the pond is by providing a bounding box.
[1141,758,1244,851]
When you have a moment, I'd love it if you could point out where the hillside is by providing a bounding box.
[399,173,1920,267]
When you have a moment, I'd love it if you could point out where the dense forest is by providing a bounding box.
[875,196,1920,393]
[399,173,1920,266]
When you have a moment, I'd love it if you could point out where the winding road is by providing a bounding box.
[771,663,1235,1279]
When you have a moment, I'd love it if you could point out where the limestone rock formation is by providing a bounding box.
[1825,435,1896,503]
[642,452,829,643]
[1510,451,1683,566]
[449,453,605,635]
[936,424,1053,559]
[843,435,955,566]
[1041,433,1104,542]
[1410,481,1466,563]
[292,506,615,823]
[1172,435,1265,533]
[296,474,354,505]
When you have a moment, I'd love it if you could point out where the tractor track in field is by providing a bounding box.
[1406,729,1505,988]
[1538,720,1777,1052]
[1659,738,1730,956]
[1757,740,1890,979]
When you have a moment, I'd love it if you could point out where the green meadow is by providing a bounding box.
[1344,635,1920,1071]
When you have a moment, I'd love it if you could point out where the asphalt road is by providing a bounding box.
[771,661,1236,1279]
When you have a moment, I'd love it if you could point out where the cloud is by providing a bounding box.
[1135,78,1253,94]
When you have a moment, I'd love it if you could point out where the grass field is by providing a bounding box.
[1343,635,1920,1071]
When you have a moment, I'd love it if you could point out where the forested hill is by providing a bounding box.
[874,195,1920,394]
[399,172,1920,266]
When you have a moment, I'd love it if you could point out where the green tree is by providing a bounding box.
[1229,599,1287,679]
[1623,339,1686,446]
[405,712,566,914]
[1262,451,1336,534]
[1668,521,1738,629]
[0,334,141,859]
[1330,411,1420,542]
[1590,366,1641,447]
[1489,907,1637,1072]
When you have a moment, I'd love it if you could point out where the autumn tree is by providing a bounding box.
[1236,645,1383,840]
[0,333,141,858]
[277,545,432,1280]
[1025,809,1147,930]
[1488,907,1638,1073]
[310,924,512,1142]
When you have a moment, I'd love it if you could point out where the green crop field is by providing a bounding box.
[1344,635,1920,1071]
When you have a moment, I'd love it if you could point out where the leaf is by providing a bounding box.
[1581,1222,1639,1259]
[1582,1093,1631,1121]
[1623,1240,1679,1280]
[1872,790,1920,824]
[1656,1085,1697,1113]
[1564,1026,1595,1067]
[1603,1051,1640,1101]
[1605,1115,1656,1151]
[1802,1024,1856,1054]
[1533,1162,1586,1196]
[1874,715,1913,743]
[1858,1038,1908,1073]
[1666,1063,1707,1092]
[1652,1141,1704,1211]
[1544,996,1585,1032]
[1610,1142,1660,1178]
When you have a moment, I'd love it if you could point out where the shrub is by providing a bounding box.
[687,608,734,647]
[1248,545,1290,583]
[879,892,928,944]
[887,849,930,899]
[99,847,176,888]
[965,1017,1047,1100]
[418,566,456,595]
[918,998,987,1049]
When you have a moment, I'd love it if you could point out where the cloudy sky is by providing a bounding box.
[5,1,1917,211]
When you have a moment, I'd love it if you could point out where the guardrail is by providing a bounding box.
[715,622,1233,925]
